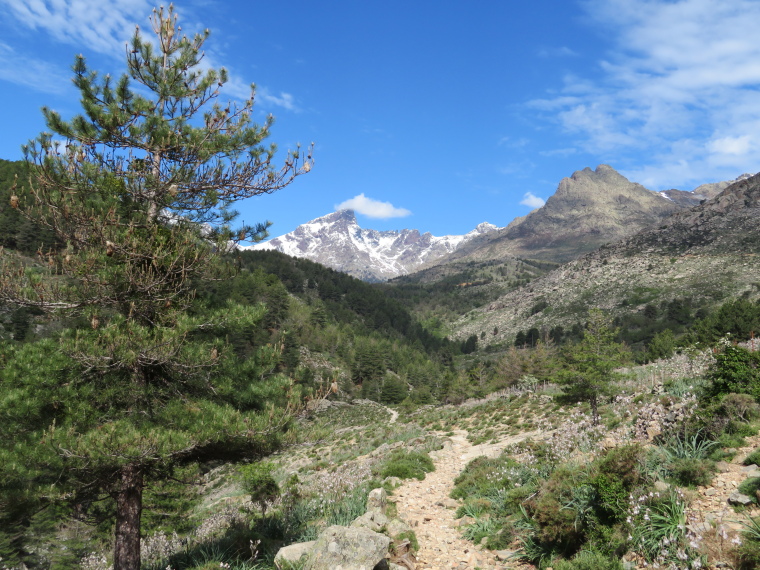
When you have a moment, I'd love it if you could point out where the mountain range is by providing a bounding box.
[251,165,752,282]
[246,209,499,282]
[455,169,760,344]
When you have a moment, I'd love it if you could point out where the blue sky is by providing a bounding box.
[2,0,760,239]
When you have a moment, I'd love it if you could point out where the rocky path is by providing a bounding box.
[391,430,543,570]
[688,433,760,543]
[389,423,760,570]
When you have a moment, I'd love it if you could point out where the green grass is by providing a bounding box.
[378,450,435,480]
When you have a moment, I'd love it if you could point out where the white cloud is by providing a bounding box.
[531,0,760,189]
[216,75,299,111]
[335,194,411,219]
[257,87,298,111]
[537,46,578,58]
[0,42,70,93]
[708,134,753,156]
[0,0,300,111]
[539,147,577,157]
[520,192,545,209]
[0,0,153,56]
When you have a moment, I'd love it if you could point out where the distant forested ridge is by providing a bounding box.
[0,159,57,254]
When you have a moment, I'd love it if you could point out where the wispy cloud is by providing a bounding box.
[256,87,298,111]
[0,0,299,111]
[0,0,153,56]
[530,0,760,189]
[219,76,299,111]
[0,42,70,93]
[520,192,545,209]
[335,194,411,219]
[537,46,578,58]
[539,147,577,157]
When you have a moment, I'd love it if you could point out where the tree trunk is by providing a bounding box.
[113,464,144,570]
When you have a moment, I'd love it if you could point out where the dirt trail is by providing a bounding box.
[391,423,760,570]
[688,432,760,540]
[392,430,542,570]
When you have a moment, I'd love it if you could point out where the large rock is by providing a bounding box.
[351,511,389,533]
[303,525,391,570]
[366,488,387,514]
[275,541,316,569]
[728,492,754,506]
[385,518,412,538]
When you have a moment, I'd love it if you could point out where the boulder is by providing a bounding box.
[366,488,387,514]
[382,476,402,489]
[494,549,518,561]
[275,541,316,569]
[303,525,391,570]
[728,492,754,506]
[385,518,412,538]
[351,511,389,533]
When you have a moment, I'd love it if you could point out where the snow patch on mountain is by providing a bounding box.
[243,210,500,281]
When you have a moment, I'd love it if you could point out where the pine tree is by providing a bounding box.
[0,7,311,569]
[557,309,630,425]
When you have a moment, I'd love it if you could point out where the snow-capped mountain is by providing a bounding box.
[244,210,500,282]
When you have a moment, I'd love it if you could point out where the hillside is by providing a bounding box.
[454,171,760,345]
[4,150,760,569]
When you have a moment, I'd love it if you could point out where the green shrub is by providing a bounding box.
[738,477,760,505]
[591,473,627,523]
[451,456,505,499]
[596,444,644,487]
[393,530,419,552]
[629,489,703,567]
[744,448,760,467]
[662,430,717,460]
[709,346,760,401]
[737,515,760,570]
[721,393,760,422]
[239,462,280,516]
[667,457,716,487]
[503,484,538,512]
[593,445,646,523]
[584,524,628,559]
[379,450,434,481]
[529,464,589,556]
[552,550,625,570]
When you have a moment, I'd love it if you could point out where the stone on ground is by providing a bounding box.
[303,525,391,570]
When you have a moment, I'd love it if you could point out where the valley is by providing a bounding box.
[2,4,760,570]
[2,152,760,569]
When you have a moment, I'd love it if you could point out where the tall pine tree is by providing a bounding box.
[0,6,311,569]
[557,309,630,425]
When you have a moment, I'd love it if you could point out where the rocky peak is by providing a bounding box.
[566,164,631,188]
[246,212,500,282]
[498,164,681,258]
[692,173,755,200]
[439,165,687,266]
[470,222,499,235]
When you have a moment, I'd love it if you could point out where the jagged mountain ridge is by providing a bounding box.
[245,209,499,282]
[247,165,748,285]
[454,170,760,344]
[442,164,694,265]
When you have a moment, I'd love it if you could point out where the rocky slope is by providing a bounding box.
[658,173,752,207]
[444,165,686,265]
[246,210,499,282]
[454,170,760,344]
